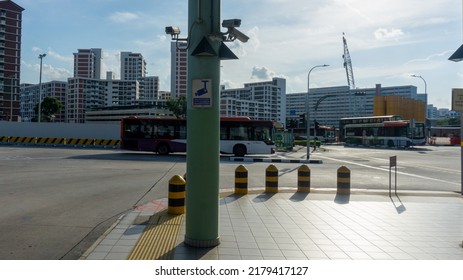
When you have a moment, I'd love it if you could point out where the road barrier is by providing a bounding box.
[234,165,248,195]
[337,166,351,195]
[0,136,119,148]
[297,164,311,193]
[36,137,65,145]
[9,136,36,144]
[265,164,279,193]
[168,175,186,215]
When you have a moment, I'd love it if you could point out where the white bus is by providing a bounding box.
[340,116,426,147]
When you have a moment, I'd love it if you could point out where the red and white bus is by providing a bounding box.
[120,116,276,156]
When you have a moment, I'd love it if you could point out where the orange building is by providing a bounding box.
[373,95,426,122]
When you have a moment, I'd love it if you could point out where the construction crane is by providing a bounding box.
[342,33,355,89]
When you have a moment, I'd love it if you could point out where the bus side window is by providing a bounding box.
[254,127,264,141]
[220,127,228,140]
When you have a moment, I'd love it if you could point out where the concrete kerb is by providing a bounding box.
[79,213,127,260]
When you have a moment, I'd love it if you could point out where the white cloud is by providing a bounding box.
[101,51,121,78]
[251,66,276,80]
[42,64,72,81]
[47,49,73,64]
[158,35,167,43]
[21,59,72,81]
[374,28,405,41]
[108,12,140,23]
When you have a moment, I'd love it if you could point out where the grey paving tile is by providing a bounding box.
[238,248,262,256]
[346,251,373,260]
[277,242,300,250]
[260,249,284,257]
[218,254,241,260]
[281,250,307,259]
[86,252,108,260]
[218,247,240,255]
[105,252,130,260]
[219,241,239,248]
[92,244,113,253]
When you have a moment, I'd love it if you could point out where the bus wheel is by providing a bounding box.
[157,143,170,155]
[233,144,247,157]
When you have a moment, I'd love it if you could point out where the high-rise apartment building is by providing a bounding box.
[73,48,102,79]
[0,0,23,121]
[170,42,187,98]
[220,78,287,125]
[121,51,146,81]
[20,81,67,122]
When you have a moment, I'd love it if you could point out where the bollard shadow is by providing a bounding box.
[334,194,350,204]
[220,193,245,205]
[390,195,406,214]
[252,192,276,203]
[290,192,310,202]
[156,242,217,260]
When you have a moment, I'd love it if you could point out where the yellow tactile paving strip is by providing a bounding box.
[128,209,184,260]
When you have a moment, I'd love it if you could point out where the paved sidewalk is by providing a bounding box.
[82,189,463,260]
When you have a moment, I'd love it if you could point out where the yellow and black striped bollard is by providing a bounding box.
[337,166,351,195]
[297,165,311,193]
[168,175,186,215]
[234,165,248,195]
[265,164,279,193]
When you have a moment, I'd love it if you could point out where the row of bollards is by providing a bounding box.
[235,164,350,195]
[167,164,351,215]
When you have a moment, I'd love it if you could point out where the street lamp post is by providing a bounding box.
[306,64,329,160]
[9,77,13,121]
[37,53,46,123]
[7,75,15,122]
[410,74,427,94]
[410,74,427,146]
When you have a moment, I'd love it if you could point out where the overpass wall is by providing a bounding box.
[0,122,120,139]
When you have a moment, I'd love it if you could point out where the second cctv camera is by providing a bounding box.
[222,19,241,28]
[165,26,180,36]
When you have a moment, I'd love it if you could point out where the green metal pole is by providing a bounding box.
[184,0,221,247]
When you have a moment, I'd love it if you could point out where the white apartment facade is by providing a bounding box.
[73,48,102,79]
[170,42,187,98]
[120,51,146,80]
[220,78,286,125]
[20,81,67,122]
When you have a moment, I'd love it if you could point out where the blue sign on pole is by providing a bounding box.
[192,79,212,108]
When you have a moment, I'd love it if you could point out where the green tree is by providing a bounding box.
[448,117,460,126]
[34,96,63,122]
[165,96,187,119]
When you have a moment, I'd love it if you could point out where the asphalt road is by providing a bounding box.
[0,144,460,259]
[0,147,186,259]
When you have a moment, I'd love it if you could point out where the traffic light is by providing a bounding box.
[314,119,320,130]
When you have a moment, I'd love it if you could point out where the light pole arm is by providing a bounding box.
[306,64,329,160]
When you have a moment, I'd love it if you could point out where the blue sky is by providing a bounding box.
[16,0,463,108]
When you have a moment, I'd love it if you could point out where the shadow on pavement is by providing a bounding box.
[334,194,350,204]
